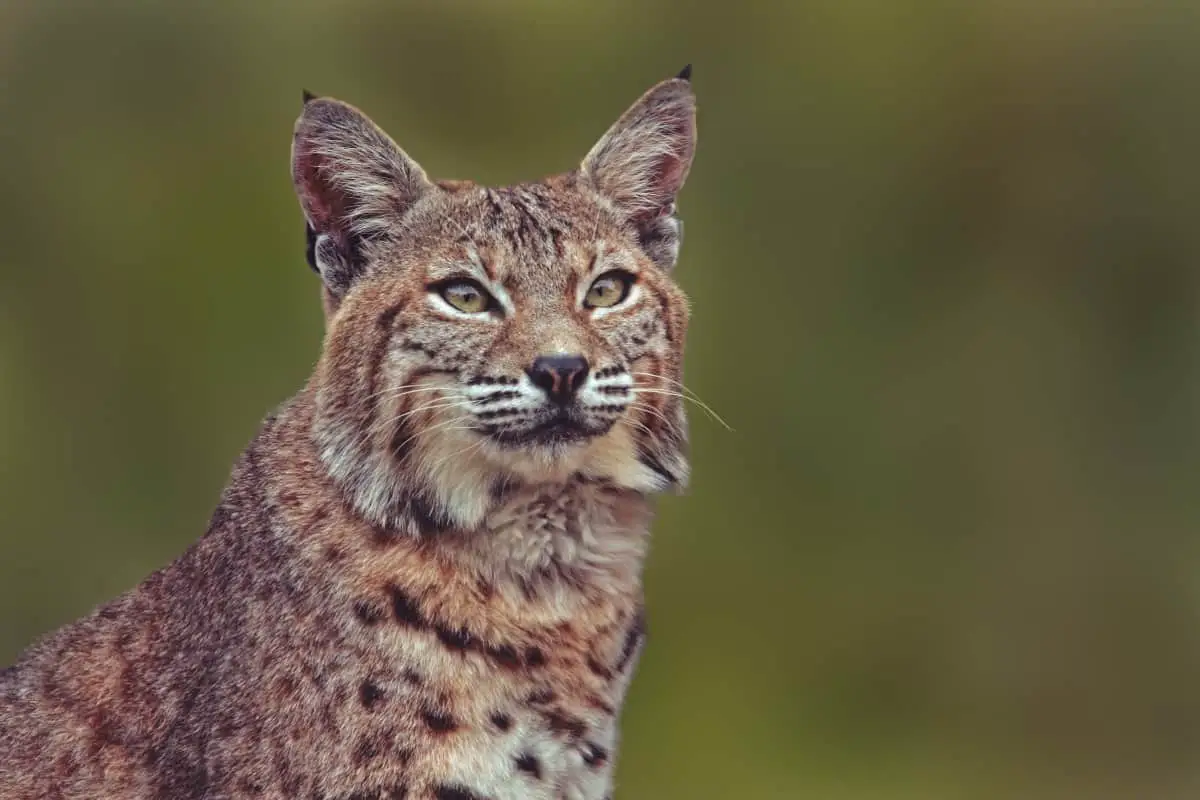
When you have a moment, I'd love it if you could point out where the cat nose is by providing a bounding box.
[527,355,590,405]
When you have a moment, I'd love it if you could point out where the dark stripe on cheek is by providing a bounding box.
[377,303,403,330]
[637,446,677,487]
[615,608,646,674]
[388,421,417,465]
[434,786,491,800]
[361,305,403,433]
[403,493,450,534]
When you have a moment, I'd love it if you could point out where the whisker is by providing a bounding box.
[629,371,723,407]
[628,401,682,435]
[424,435,489,477]
[387,414,474,457]
[377,399,467,428]
[621,412,658,441]
[347,397,466,458]
[364,384,465,405]
[632,387,733,432]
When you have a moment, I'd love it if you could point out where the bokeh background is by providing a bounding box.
[3,1,1200,797]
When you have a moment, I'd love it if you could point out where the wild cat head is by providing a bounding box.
[294,68,697,534]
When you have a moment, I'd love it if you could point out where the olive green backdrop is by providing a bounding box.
[3,2,1200,798]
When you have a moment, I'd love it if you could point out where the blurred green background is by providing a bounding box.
[3,1,1200,797]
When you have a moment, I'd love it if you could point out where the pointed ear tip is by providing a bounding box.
[675,64,693,82]
[302,89,318,104]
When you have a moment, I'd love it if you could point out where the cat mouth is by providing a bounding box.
[481,408,612,448]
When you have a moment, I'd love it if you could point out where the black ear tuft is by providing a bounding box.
[676,64,692,82]
[302,89,318,104]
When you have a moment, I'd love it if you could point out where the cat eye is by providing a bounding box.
[584,271,635,309]
[437,279,494,314]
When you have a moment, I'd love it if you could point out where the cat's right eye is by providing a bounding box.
[436,280,494,314]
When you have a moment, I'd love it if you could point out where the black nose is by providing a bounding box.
[527,355,590,404]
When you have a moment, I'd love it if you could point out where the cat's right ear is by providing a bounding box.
[581,68,697,270]
[292,97,432,294]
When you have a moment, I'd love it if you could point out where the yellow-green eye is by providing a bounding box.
[439,280,492,314]
[585,271,634,309]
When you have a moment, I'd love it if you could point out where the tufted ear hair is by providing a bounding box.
[581,66,697,270]
[292,95,432,294]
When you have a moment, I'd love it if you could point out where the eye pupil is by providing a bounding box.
[585,271,633,309]
[438,280,492,313]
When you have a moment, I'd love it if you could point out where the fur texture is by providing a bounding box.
[0,69,697,800]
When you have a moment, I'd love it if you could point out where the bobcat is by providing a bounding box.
[0,66,697,800]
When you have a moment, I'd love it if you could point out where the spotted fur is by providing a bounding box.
[0,68,697,799]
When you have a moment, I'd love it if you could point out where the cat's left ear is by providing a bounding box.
[293,94,432,294]
[581,66,697,270]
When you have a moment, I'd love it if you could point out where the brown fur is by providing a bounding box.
[0,69,697,799]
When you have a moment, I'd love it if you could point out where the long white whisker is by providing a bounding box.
[628,401,681,435]
[388,414,473,457]
[630,371,725,411]
[363,384,466,405]
[425,436,488,477]
[377,399,468,429]
[632,387,733,431]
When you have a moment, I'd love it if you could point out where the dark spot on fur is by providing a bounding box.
[422,709,458,733]
[525,647,547,667]
[404,493,450,535]
[515,753,542,780]
[354,600,385,626]
[490,711,513,731]
[434,787,490,800]
[490,642,521,669]
[476,578,495,599]
[528,688,556,705]
[403,667,423,686]
[389,585,426,627]
[587,656,613,681]
[359,680,385,710]
[324,545,345,563]
[436,626,473,652]
[587,695,616,715]
[542,709,587,740]
[583,742,610,766]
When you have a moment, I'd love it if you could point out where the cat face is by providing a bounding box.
[294,71,696,534]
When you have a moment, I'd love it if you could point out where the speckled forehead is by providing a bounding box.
[436,182,614,287]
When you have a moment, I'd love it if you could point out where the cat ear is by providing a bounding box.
[581,67,697,269]
[292,97,432,293]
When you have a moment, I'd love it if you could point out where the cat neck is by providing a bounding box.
[252,390,654,609]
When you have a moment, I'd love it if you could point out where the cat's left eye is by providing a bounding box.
[584,271,635,309]
[437,280,494,314]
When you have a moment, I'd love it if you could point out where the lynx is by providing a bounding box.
[0,66,697,800]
